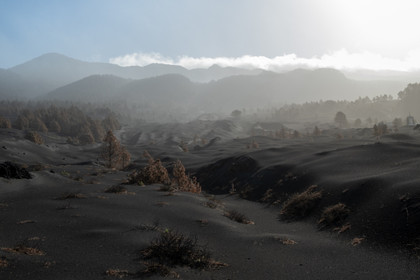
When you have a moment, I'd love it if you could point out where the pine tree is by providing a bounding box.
[101,130,122,168]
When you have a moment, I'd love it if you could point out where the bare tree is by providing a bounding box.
[101,130,122,169]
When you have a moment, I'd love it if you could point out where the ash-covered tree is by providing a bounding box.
[100,130,130,169]
[334,111,348,128]
[313,126,321,136]
[120,146,131,170]
[0,116,11,128]
[354,118,362,128]
[373,122,388,139]
[392,118,403,132]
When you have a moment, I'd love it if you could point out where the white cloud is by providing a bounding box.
[109,52,174,67]
[109,49,420,72]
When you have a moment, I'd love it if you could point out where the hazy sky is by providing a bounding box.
[2,0,420,70]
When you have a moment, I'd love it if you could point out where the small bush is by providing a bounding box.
[128,151,170,185]
[279,185,322,220]
[224,210,254,224]
[140,230,225,271]
[318,203,349,228]
[105,185,128,194]
[25,131,43,144]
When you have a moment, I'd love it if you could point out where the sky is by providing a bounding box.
[2,0,420,71]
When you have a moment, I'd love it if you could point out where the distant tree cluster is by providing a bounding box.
[247,93,408,125]
[6,103,120,145]
[0,116,11,128]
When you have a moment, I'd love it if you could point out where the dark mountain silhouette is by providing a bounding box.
[47,74,197,107]
[7,53,261,98]
[47,75,131,101]
[45,68,405,115]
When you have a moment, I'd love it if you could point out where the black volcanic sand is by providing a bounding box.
[0,126,420,279]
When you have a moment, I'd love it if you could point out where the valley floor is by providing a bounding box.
[0,126,419,279]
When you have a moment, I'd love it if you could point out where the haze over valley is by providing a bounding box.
[1,1,420,279]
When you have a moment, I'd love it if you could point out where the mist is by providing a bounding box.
[2,2,420,278]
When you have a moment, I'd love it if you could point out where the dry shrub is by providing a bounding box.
[171,160,201,193]
[25,131,43,144]
[140,262,179,278]
[0,257,8,268]
[318,203,350,228]
[105,268,130,278]
[205,201,219,209]
[351,237,364,246]
[246,139,259,149]
[196,219,209,226]
[55,192,86,200]
[274,237,298,245]
[279,185,322,220]
[333,223,351,234]
[105,185,128,194]
[128,151,170,185]
[1,245,45,256]
[140,230,225,271]
[224,210,254,224]
[17,220,36,224]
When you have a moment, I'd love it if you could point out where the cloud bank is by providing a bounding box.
[109,49,420,72]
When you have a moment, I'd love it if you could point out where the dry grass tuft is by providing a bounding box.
[105,185,128,194]
[105,268,130,278]
[196,219,209,226]
[140,230,226,272]
[154,201,169,207]
[279,238,298,245]
[0,257,8,268]
[1,245,45,256]
[351,237,365,246]
[55,192,86,200]
[17,220,36,224]
[318,203,350,228]
[333,223,352,234]
[279,185,322,220]
[129,221,162,232]
[140,262,179,278]
[204,201,219,209]
[224,210,254,224]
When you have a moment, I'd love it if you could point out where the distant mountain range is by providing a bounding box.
[1,53,261,98]
[0,53,417,115]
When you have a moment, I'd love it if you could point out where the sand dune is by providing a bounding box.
[0,125,419,279]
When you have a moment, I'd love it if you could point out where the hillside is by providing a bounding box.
[45,68,405,116]
[6,53,261,98]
